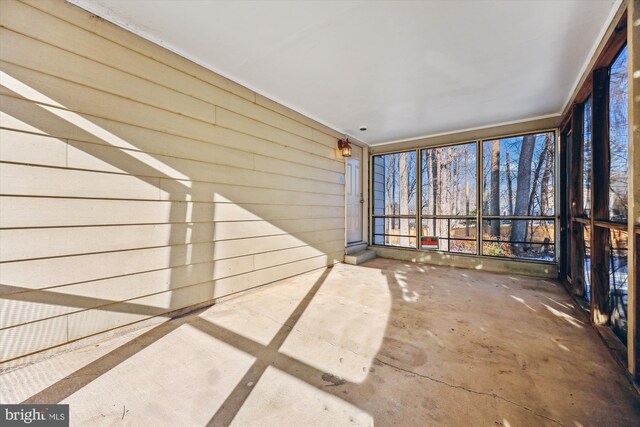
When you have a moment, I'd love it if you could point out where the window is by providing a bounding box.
[560,10,634,372]
[371,131,556,262]
[421,143,477,254]
[481,132,555,260]
[609,229,628,342]
[605,45,629,342]
[608,46,628,222]
[372,152,417,248]
[569,44,630,343]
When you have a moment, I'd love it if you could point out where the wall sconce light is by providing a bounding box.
[338,138,352,157]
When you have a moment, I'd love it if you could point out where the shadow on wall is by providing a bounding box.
[0,65,344,362]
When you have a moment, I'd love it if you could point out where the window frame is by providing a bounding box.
[369,128,559,264]
[420,141,479,255]
[371,151,418,249]
[563,42,631,344]
[479,132,557,261]
[557,5,636,383]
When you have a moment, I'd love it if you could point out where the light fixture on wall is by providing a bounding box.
[338,137,352,157]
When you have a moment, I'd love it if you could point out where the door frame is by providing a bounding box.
[344,142,368,246]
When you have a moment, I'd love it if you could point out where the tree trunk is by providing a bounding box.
[407,153,416,211]
[482,154,489,214]
[390,156,396,217]
[506,151,514,216]
[528,142,547,216]
[512,135,536,254]
[453,147,459,215]
[465,146,470,236]
[431,149,438,233]
[490,141,501,238]
[540,134,553,216]
[442,148,451,238]
[399,153,409,246]
[423,151,429,214]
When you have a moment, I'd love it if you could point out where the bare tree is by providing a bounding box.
[422,150,430,214]
[430,149,438,233]
[505,151,514,215]
[399,153,409,246]
[528,136,550,221]
[512,134,536,254]
[608,48,629,221]
[490,141,500,237]
[450,146,460,215]
[405,153,417,212]
[445,148,452,236]
[464,145,470,236]
[540,134,553,216]
[385,155,397,220]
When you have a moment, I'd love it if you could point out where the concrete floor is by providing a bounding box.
[1,258,639,426]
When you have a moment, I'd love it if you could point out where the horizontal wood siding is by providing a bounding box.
[0,0,345,361]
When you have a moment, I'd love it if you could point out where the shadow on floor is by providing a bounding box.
[3,259,640,426]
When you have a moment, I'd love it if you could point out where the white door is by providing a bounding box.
[346,144,363,243]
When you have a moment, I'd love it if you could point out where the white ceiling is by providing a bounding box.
[71,0,619,145]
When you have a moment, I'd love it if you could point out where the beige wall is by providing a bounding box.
[0,0,350,362]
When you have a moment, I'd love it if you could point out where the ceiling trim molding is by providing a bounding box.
[371,113,562,147]
[66,0,364,145]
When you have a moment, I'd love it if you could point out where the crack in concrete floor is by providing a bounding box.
[374,357,566,427]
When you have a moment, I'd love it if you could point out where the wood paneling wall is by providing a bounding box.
[0,0,347,362]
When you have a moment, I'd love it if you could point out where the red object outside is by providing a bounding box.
[421,236,439,247]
